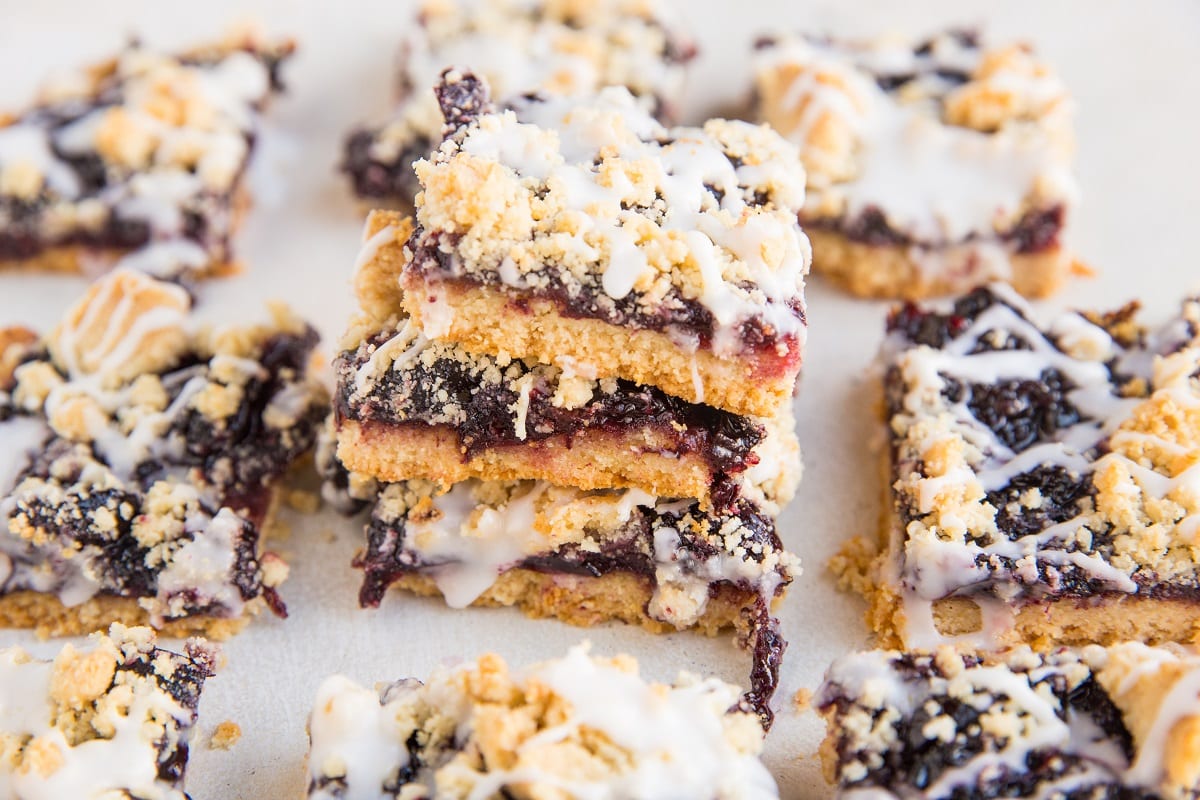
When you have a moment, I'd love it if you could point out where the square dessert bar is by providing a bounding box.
[0,30,293,279]
[341,0,695,205]
[860,284,1200,650]
[816,643,1200,799]
[0,269,328,637]
[306,645,778,799]
[0,624,216,799]
[755,29,1076,299]
[402,72,812,418]
[318,435,796,723]
[336,212,802,508]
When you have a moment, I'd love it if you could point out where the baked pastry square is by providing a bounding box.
[306,645,778,799]
[0,269,328,637]
[857,284,1200,650]
[341,0,695,206]
[0,30,293,279]
[402,72,812,418]
[336,212,801,507]
[755,29,1076,299]
[0,623,216,799]
[318,434,796,723]
[816,643,1200,799]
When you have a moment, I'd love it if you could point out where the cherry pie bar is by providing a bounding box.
[341,0,695,206]
[755,29,1076,299]
[817,643,1200,799]
[306,645,778,799]
[401,72,812,418]
[0,30,293,280]
[0,269,327,637]
[0,624,216,799]
[854,284,1200,650]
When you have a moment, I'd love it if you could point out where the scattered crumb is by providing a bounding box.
[209,721,241,750]
[827,535,878,595]
[284,488,321,514]
[793,687,813,713]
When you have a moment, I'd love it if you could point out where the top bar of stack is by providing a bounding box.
[400,73,811,418]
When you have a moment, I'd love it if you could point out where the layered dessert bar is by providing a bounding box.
[341,0,695,206]
[0,269,328,637]
[0,30,293,279]
[755,29,1076,299]
[336,213,801,506]
[315,457,796,723]
[401,73,812,417]
[856,284,1200,649]
[0,624,216,799]
[306,645,778,799]
[816,643,1200,799]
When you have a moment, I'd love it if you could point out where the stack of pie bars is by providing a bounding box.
[321,70,811,726]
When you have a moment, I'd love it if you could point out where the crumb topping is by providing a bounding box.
[409,72,810,355]
[306,644,775,800]
[882,285,1200,647]
[818,644,1200,799]
[0,623,215,799]
[0,270,327,625]
[0,31,291,278]
[755,29,1075,250]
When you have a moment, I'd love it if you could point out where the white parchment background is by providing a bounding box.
[0,1,1198,797]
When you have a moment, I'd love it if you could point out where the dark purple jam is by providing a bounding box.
[334,332,765,493]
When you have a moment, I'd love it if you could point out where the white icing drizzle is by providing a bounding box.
[424,86,811,357]
[0,415,49,498]
[305,645,776,800]
[888,286,1200,646]
[0,640,192,800]
[389,478,795,628]
[0,124,81,197]
[307,675,414,800]
[1116,644,1200,789]
[756,31,1076,252]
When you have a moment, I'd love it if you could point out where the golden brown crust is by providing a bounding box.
[0,326,38,387]
[400,273,797,418]
[389,569,763,637]
[806,227,1071,300]
[336,418,718,502]
[354,210,413,322]
[0,590,254,641]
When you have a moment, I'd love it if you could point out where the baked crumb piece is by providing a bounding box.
[755,29,1076,298]
[793,687,813,713]
[865,283,1200,650]
[400,71,811,417]
[0,623,216,798]
[209,720,241,750]
[306,644,776,799]
[341,0,695,205]
[817,643,1200,799]
[0,30,294,280]
[0,268,328,635]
